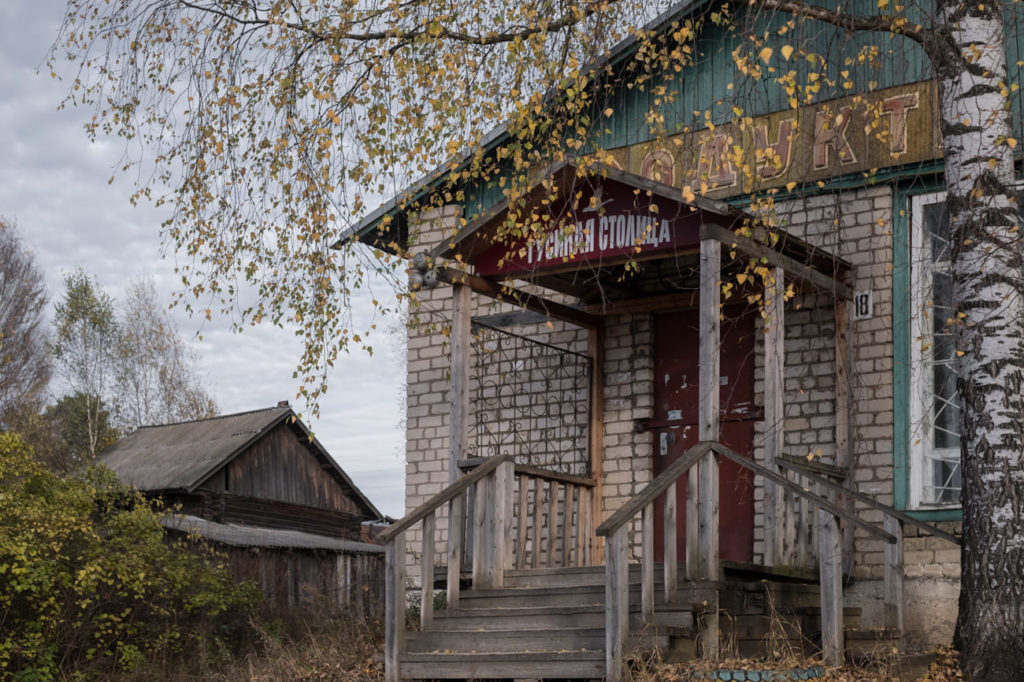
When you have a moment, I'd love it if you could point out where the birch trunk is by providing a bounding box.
[931,1,1024,676]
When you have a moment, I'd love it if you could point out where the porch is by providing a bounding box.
[381,161,959,680]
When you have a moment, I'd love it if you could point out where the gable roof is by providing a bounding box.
[101,406,383,520]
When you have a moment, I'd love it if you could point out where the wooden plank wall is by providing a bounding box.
[226,544,384,622]
[218,423,362,515]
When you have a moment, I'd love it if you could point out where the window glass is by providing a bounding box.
[910,194,962,507]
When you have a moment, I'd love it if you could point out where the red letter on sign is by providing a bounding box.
[813,106,857,170]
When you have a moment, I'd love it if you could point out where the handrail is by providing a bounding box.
[711,442,897,544]
[779,453,848,480]
[596,441,713,537]
[459,458,597,488]
[379,454,513,543]
[776,457,961,546]
[514,463,596,488]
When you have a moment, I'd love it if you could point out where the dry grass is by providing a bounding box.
[642,646,962,681]
[215,618,384,682]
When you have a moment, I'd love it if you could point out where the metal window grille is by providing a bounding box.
[471,323,592,476]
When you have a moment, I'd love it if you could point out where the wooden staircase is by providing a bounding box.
[399,564,863,680]
[379,451,938,681]
[402,565,694,679]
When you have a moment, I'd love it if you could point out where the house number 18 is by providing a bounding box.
[853,290,873,320]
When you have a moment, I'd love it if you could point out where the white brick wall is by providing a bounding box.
[399,187,959,648]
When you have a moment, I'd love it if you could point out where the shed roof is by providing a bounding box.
[163,513,384,553]
[101,406,383,520]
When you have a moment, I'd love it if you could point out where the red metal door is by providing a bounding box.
[652,305,759,563]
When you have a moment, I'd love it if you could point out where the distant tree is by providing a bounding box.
[50,270,119,459]
[0,218,50,423]
[47,392,120,470]
[114,279,217,431]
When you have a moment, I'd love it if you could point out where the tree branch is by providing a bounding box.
[178,0,614,46]
[753,0,931,46]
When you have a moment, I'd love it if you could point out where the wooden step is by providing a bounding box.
[457,581,718,609]
[399,650,605,679]
[407,627,669,654]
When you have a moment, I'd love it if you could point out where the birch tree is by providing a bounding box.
[51,0,1024,676]
[114,279,217,431]
[51,270,119,458]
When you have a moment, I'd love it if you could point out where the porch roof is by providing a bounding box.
[430,159,853,325]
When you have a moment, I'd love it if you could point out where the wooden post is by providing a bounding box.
[665,483,679,602]
[532,477,543,568]
[698,237,721,659]
[588,325,605,563]
[548,480,559,566]
[384,534,406,682]
[565,485,576,566]
[883,515,905,635]
[449,283,471,483]
[686,470,698,581]
[817,509,844,667]
[517,475,528,569]
[834,299,855,575]
[605,525,629,682]
[421,514,436,628]
[642,502,655,623]
[472,476,492,586]
[764,265,785,566]
[446,496,464,609]
[493,458,515,587]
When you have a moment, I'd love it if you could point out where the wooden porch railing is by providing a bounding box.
[378,455,596,682]
[595,440,902,681]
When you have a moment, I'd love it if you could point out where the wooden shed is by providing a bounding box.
[102,404,386,619]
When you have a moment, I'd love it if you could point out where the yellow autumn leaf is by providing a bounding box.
[759,47,773,64]
[780,45,794,60]
[682,185,696,202]
[1008,138,1018,149]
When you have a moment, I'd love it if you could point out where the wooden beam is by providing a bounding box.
[586,291,698,316]
[450,283,472,484]
[763,265,785,567]
[697,237,720,659]
[437,267,600,329]
[700,224,851,299]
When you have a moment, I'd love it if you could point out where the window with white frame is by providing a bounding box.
[908,192,962,508]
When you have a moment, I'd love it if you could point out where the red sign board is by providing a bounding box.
[471,181,705,277]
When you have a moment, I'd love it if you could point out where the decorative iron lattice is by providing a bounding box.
[471,323,592,476]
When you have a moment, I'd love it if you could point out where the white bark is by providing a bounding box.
[934,1,1024,676]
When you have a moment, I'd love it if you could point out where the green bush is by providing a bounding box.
[0,432,260,679]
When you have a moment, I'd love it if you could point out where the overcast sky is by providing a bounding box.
[0,4,407,517]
